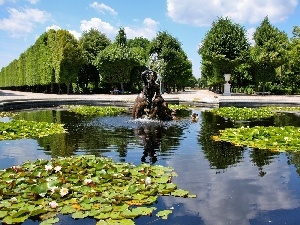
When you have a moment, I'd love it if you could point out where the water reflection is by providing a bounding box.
[1,109,300,224]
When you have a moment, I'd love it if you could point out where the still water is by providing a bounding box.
[1,108,300,225]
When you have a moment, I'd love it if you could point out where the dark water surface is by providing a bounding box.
[1,108,300,225]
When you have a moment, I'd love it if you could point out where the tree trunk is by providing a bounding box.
[66,83,70,95]
[120,82,124,93]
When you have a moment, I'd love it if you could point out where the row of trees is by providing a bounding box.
[0,28,195,94]
[198,16,300,94]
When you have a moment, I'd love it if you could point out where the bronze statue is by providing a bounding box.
[132,69,174,120]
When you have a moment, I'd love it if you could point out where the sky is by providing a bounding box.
[0,0,299,79]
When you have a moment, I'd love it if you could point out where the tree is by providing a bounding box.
[282,26,300,94]
[127,37,151,92]
[95,28,143,93]
[198,17,250,89]
[149,31,192,91]
[78,28,111,93]
[251,16,289,92]
[52,30,83,94]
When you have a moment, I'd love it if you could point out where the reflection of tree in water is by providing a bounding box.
[285,152,300,176]
[199,111,283,175]
[199,111,244,170]
[250,148,279,177]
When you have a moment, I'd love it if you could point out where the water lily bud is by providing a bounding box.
[45,165,53,171]
[83,178,93,185]
[49,201,58,209]
[145,177,151,185]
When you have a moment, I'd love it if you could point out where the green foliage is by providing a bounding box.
[199,17,250,75]
[95,38,143,85]
[149,31,193,88]
[0,155,196,224]
[0,120,66,140]
[209,106,276,121]
[213,126,300,152]
[251,17,289,86]
[67,106,127,117]
[78,28,111,92]
[281,26,300,94]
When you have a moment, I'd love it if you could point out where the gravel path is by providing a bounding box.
[0,89,300,108]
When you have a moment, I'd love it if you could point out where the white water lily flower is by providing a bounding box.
[83,178,93,185]
[50,186,58,194]
[49,201,58,209]
[145,177,151,185]
[60,187,69,197]
[45,165,53,171]
[54,166,62,172]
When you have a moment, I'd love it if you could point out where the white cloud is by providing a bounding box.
[164,149,299,225]
[246,27,256,46]
[167,0,298,26]
[68,30,81,40]
[46,24,61,31]
[46,25,81,40]
[0,7,51,37]
[125,18,159,40]
[80,17,117,39]
[89,2,118,16]
[27,0,40,4]
[80,17,159,41]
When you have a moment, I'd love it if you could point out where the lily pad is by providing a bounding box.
[213,126,300,152]
[0,155,196,224]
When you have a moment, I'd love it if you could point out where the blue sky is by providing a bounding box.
[0,0,299,78]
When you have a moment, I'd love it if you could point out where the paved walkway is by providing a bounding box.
[0,89,300,109]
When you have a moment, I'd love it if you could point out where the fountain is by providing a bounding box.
[132,69,174,120]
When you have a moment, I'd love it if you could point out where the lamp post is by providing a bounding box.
[223,74,231,96]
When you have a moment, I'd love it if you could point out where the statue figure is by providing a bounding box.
[132,69,174,120]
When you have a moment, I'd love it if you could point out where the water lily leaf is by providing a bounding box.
[112,203,129,212]
[171,189,189,197]
[94,212,110,220]
[156,209,172,219]
[0,211,8,219]
[128,184,139,194]
[166,183,177,190]
[0,155,195,224]
[120,209,140,219]
[72,211,89,219]
[60,205,77,214]
[132,206,156,216]
[154,176,169,184]
[11,209,29,218]
[105,218,135,225]
[40,217,59,225]
[31,182,48,195]
[39,212,58,221]
[2,216,13,224]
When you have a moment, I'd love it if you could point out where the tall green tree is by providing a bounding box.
[149,31,192,91]
[95,28,143,93]
[52,30,83,94]
[282,26,300,94]
[127,37,151,92]
[198,17,250,89]
[251,16,289,92]
[79,28,111,93]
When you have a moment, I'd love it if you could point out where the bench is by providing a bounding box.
[255,91,271,95]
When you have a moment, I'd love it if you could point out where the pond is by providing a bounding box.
[1,108,300,225]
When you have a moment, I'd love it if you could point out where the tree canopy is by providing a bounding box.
[199,17,250,82]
